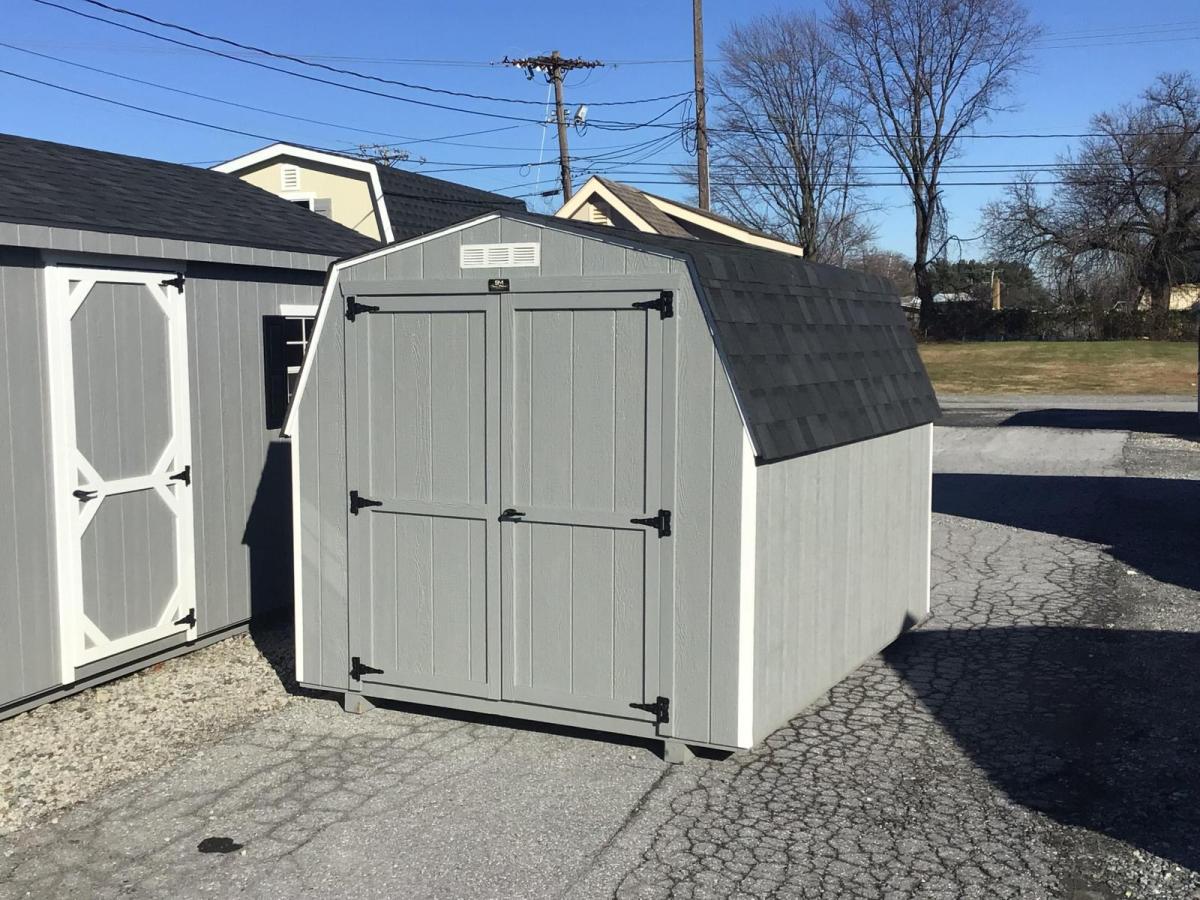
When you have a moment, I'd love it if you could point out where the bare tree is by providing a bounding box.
[849,248,916,297]
[706,12,876,264]
[986,72,1200,333]
[830,0,1039,326]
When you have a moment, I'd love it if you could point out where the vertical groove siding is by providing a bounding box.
[188,272,321,635]
[313,231,745,745]
[0,255,58,705]
[751,423,933,743]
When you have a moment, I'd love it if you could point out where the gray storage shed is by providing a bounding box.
[284,211,939,753]
[0,132,376,718]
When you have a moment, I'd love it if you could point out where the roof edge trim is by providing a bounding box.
[280,213,502,437]
[554,176,658,233]
[643,195,805,257]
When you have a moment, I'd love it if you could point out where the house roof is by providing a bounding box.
[0,132,378,257]
[373,164,526,242]
[214,143,525,244]
[559,176,806,257]
[287,211,939,462]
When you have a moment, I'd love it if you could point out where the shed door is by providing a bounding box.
[500,292,664,720]
[345,296,499,698]
[45,268,196,684]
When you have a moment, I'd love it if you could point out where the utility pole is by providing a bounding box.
[505,51,602,204]
[693,0,710,209]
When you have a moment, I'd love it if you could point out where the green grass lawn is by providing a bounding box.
[918,341,1198,395]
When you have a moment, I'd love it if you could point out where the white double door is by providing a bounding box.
[45,267,197,683]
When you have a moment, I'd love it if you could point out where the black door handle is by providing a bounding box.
[73,488,98,502]
[499,508,526,521]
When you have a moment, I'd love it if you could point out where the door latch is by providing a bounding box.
[499,508,526,522]
[630,509,672,538]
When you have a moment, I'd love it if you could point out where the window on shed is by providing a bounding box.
[262,314,315,428]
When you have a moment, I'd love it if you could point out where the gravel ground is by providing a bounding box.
[0,625,295,837]
[1,402,1198,898]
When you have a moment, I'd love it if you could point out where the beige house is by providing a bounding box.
[214,144,524,243]
[556,176,804,257]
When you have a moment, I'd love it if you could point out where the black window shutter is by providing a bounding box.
[262,315,289,429]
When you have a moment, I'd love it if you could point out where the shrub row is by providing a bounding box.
[911,303,1199,342]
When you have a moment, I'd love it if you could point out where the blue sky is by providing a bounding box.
[4,0,1199,257]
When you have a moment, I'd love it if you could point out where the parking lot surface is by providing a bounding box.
[1,398,1197,899]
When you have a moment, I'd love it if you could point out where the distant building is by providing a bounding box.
[214,143,524,243]
[556,176,805,256]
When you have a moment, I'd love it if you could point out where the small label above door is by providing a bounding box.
[488,278,510,293]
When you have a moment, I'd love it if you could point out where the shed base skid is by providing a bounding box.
[662,740,694,765]
[309,681,742,754]
[342,692,375,715]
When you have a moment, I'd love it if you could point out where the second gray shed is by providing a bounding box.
[283,211,939,753]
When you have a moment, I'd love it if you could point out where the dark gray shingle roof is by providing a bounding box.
[519,212,940,463]
[0,132,378,257]
[594,177,693,238]
[376,165,526,242]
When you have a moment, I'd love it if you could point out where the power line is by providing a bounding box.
[35,0,692,108]
[0,41,527,148]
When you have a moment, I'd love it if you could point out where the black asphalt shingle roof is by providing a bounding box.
[518,212,940,463]
[0,132,378,257]
[376,165,526,242]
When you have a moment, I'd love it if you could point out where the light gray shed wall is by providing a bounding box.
[751,423,933,743]
[297,221,747,746]
[0,252,59,703]
[0,246,323,711]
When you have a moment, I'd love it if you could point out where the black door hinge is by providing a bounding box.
[345,296,380,322]
[169,465,191,486]
[349,490,383,515]
[350,656,384,681]
[633,290,674,319]
[73,488,98,502]
[161,274,185,291]
[630,695,670,724]
[175,608,196,628]
[630,509,672,538]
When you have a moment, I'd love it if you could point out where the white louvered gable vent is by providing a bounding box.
[460,242,540,269]
[589,202,611,225]
[280,165,301,190]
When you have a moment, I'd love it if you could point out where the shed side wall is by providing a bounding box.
[306,222,745,746]
[186,267,324,633]
[752,423,933,744]
[296,279,350,690]
[0,251,59,706]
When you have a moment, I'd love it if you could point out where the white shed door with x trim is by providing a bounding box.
[45,266,197,684]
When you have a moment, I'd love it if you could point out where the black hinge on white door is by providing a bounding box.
[161,274,185,291]
[630,695,670,724]
[630,509,672,538]
[632,290,674,319]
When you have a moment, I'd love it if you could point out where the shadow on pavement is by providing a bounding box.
[1001,408,1198,436]
[933,473,1200,592]
[884,625,1200,873]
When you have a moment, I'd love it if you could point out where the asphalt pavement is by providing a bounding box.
[2,395,1197,899]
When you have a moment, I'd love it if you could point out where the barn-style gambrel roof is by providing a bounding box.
[285,211,939,463]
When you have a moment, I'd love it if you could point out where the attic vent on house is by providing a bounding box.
[589,202,611,225]
[280,165,301,191]
[460,242,540,269]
